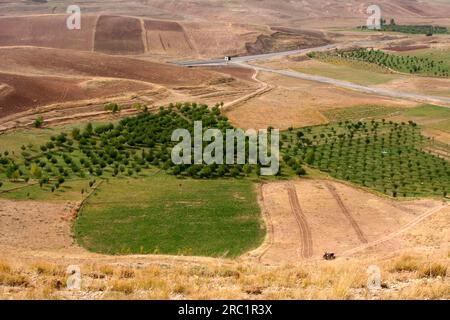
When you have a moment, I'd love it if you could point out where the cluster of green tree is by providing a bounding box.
[104,102,121,113]
[308,48,450,77]
[282,120,450,198]
[2,103,448,198]
[359,18,448,35]
[0,102,292,192]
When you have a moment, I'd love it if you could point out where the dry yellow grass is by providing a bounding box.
[0,254,447,300]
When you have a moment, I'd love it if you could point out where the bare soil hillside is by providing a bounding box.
[0,72,154,118]
[0,47,213,85]
[94,15,145,55]
[0,14,97,51]
[2,1,450,29]
[0,46,219,117]
[0,13,345,60]
[143,19,195,56]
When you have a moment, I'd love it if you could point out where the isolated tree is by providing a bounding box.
[30,163,42,179]
[34,116,44,128]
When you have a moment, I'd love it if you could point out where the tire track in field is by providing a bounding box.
[91,15,100,52]
[222,68,273,111]
[256,183,275,263]
[341,204,448,257]
[140,18,149,53]
[325,183,368,244]
[286,183,313,258]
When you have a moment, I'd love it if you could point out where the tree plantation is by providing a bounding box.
[0,103,282,194]
[0,103,448,199]
[282,120,450,198]
[358,19,448,35]
[308,48,450,77]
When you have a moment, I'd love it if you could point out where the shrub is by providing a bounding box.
[391,256,420,272]
[34,116,44,128]
[104,102,121,113]
[419,263,447,278]
[296,167,306,176]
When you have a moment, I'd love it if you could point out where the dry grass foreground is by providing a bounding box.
[0,179,448,299]
[0,253,448,299]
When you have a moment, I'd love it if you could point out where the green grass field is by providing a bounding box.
[323,104,450,132]
[399,105,450,132]
[322,105,404,123]
[402,104,450,118]
[291,59,398,86]
[309,48,450,78]
[0,178,91,201]
[398,49,450,69]
[75,174,264,257]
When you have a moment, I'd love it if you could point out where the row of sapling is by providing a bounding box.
[3,103,446,198]
[308,48,450,77]
[0,102,292,193]
[359,18,448,35]
[283,120,450,197]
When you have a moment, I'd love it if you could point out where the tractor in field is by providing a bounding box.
[323,252,336,260]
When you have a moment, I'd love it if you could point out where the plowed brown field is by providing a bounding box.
[0,14,97,51]
[0,47,213,85]
[0,46,220,118]
[94,15,145,55]
[0,73,154,118]
[143,19,195,56]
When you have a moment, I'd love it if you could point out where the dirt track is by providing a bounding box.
[286,183,313,258]
[325,183,368,244]
[251,179,446,265]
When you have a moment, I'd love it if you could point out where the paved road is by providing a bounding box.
[172,44,337,67]
[173,43,450,107]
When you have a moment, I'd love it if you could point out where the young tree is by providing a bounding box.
[30,163,42,179]
[34,116,44,128]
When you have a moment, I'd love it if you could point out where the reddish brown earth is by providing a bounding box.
[0,46,228,118]
[0,14,97,51]
[203,66,256,82]
[0,13,337,59]
[0,47,213,86]
[143,19,195,56]
[0,199,80,251]
[0,72,153,118]
[94,15,145,55]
